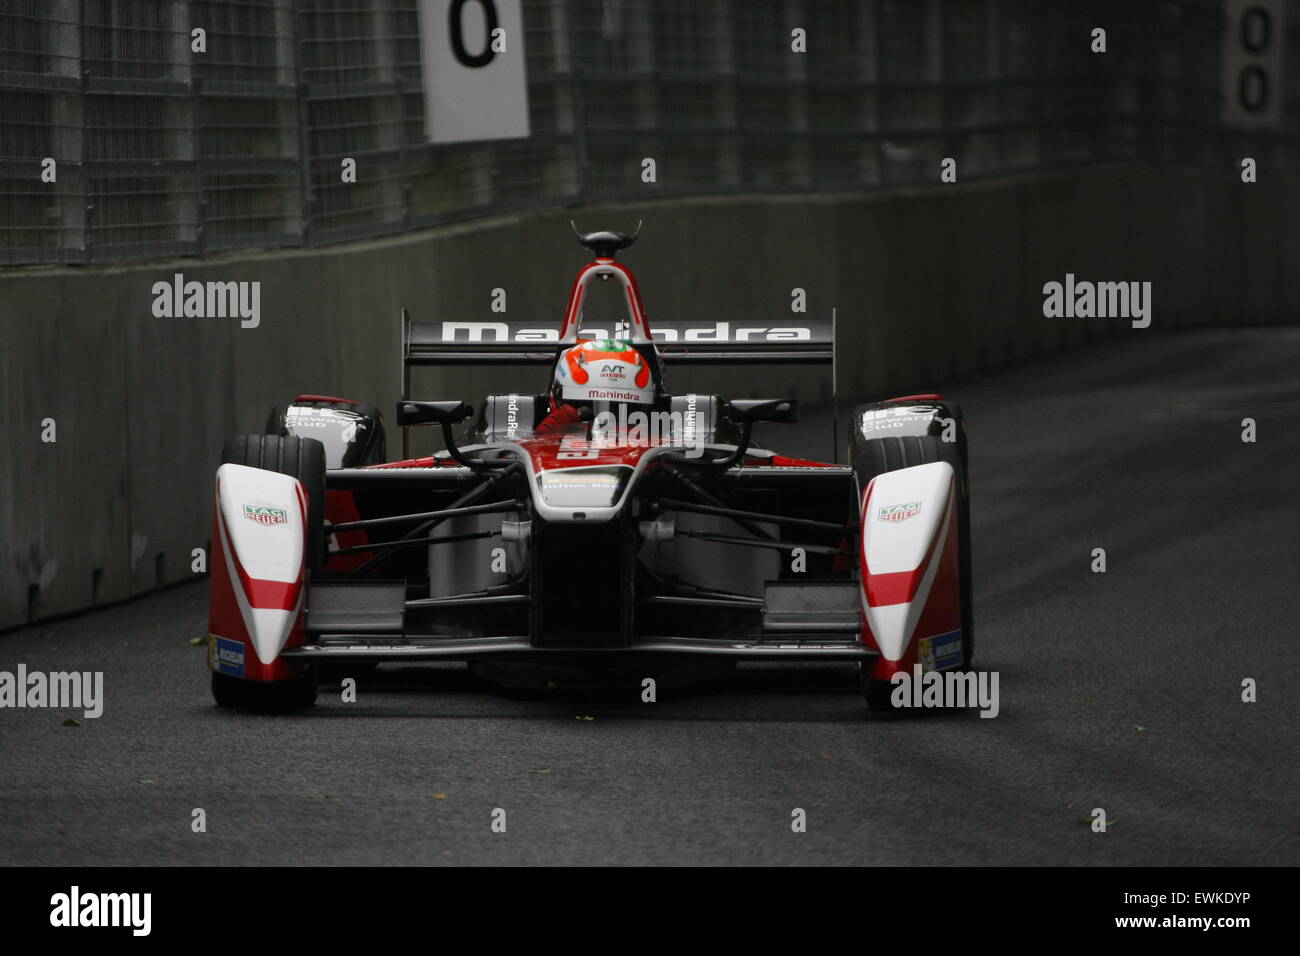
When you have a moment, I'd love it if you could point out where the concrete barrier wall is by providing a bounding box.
[3,163,1297,629]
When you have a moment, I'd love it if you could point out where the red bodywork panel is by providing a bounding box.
[208,509,307,683]
[861,494,963,683]
[323,489,372,572]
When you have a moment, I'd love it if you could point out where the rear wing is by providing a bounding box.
[400,236,838,458]
[400,307,838,458]
[403,241,834,371]
[399,309,835,458]
[402,313,835,368]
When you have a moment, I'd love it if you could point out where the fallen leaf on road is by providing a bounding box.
[189,637,206,647]
[434,793,446,799]
[530,769,554,775]
[62,718,80,727]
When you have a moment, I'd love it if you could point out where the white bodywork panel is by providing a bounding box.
[215,463,306,665]
[860,461,955,661]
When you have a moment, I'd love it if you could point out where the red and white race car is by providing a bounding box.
[206,227,972,712]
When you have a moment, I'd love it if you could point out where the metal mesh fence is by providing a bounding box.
[0,0,1295,264]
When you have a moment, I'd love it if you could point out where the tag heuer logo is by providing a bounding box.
[243,504,288,526]
[878,501,921,523]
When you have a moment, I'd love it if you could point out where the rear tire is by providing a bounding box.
[265,401,387,466]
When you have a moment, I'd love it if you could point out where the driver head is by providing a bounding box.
[550,339,654,420]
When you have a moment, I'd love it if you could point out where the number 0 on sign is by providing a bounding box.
[419,0,530,144]
[1221,0,1285,127]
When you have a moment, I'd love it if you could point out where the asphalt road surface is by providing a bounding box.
[2,328,1297,866]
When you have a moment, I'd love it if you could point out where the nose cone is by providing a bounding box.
[865,602,914,662]
[214,464,307,666]
[860,461,955,661]
[247,606,300,666]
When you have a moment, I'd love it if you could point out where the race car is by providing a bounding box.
[206,227,972,713]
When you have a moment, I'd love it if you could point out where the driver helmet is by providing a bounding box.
[551,339,654,420]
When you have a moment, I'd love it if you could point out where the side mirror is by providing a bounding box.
[666,398,798,469]
[395,400,473,428]
[725,398,798,424]
[395,400,510,471]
